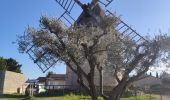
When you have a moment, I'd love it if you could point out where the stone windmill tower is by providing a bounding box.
[25,0,148,92]
[63,0,118,89]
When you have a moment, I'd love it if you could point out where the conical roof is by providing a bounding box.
[75,3,105,27]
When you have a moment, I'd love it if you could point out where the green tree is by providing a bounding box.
[6,58,22,73]
[0,57,22,73]
[150,72,152,76]
[156,72,159,78]
[161,72,170,85]
[46,71,55,77]
[0,57,7,71]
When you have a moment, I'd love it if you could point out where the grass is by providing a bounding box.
[121,95,159,100]
[0,94,98,100]
[0,94,159,100]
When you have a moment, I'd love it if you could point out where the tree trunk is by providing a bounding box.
[87,78,98,100]
[108,89,122,100]
[88,72,98,100]
[107,80,127,100]
[91,91,98,100]
[87,63,98,100]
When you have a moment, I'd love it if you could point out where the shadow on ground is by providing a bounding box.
[0,94,31,100]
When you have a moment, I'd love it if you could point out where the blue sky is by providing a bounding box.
[0,0,170,79]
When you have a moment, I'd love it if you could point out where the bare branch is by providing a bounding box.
[114,70,121,83]
[90,0,99,9]
[124,53,147,76]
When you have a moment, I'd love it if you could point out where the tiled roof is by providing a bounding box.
[25,79,38,83]
[47,74,66,80]
[37,77,46,82]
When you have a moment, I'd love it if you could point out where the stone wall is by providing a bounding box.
[0,71,26,94]
[133,76,162,89]
[0,71,5,94]
[66,65,117,91]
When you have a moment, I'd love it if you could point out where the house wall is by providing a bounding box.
[2,71,26,94]
[66,65,117,92]
[47,80,65,85]
[46,80,66,90]
[133,76,162,89]
[66,66,78,86]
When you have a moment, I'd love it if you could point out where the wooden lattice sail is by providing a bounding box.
[25,0,148,74]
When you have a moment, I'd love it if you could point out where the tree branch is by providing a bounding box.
[124,53,147,76]
[115,70,121,83]
[127,50,158,83]
[90,0,99,9]
[127,67,149,83]
[46,23,89,80]
[77,78,90,93]
[89,31,107,52]
[65,61,77,74]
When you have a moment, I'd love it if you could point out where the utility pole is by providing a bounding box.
[99,66,103,95]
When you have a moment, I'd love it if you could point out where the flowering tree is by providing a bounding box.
[17,15,119,100]
[17,15,170,100]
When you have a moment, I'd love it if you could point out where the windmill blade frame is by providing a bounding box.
[25,40,60,73]
[99,0,114,7]
[55,0,76,14]
[25,0,149,73]
[55,0,115,27]
[105,10,148,44]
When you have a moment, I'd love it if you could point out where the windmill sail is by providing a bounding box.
[105,10,148,55]
[55,0,77,27]
[25,0,148,73]
[58,11,75,27]
[99,0,114,7]
[106,10,148,43]
[25,41,59,73]
[55,0,115,27]
[55,0,76,14]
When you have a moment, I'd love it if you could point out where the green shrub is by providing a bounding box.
[122,90,134,97]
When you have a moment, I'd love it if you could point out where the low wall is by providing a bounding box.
[0,71,5,94]
[0,71,26,94]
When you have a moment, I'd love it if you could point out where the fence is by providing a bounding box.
[129,88,170,100]
[26,84,170,100]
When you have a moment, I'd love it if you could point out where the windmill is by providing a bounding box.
[25,0,148,73]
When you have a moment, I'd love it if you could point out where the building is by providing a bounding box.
[66,66,118,92]
[46,74,66,86]
[0,71,26,94]
[133,75,162,90]
[36,74,67,90]
[65,3,119,93]
[36,77,46,85]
